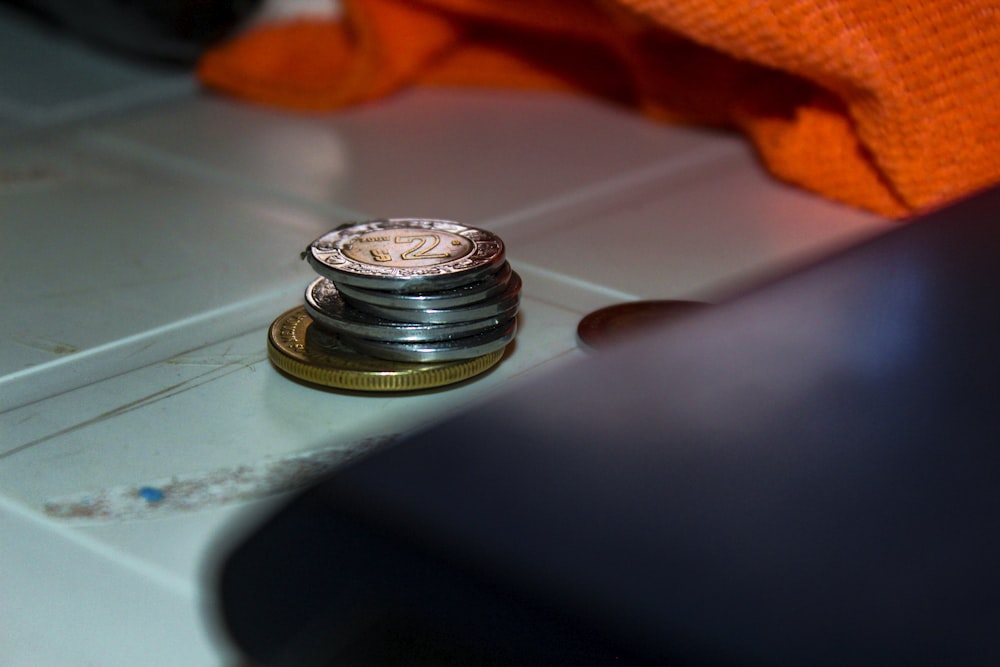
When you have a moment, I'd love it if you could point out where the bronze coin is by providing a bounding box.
[577,300,708,351]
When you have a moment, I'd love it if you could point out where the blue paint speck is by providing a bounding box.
[139,486,165,503]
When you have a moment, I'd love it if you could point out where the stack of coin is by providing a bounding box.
[267,218,519,392]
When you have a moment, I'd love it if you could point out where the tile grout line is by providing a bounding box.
[0,281,301,415]
[82,125,743,234]
[477,138,746,231]
[0,359,265,462]
[79,129,371,222]
[514,260,641,302]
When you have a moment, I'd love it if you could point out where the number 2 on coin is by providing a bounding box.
[397,234,450,261]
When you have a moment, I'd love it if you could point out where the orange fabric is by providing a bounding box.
[198,0,1000,217]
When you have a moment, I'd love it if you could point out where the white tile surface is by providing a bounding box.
[0,133,336,411]
[0,496,227,666]
[0,8,896,665]
[505,144,890,303]
[87,89,738,222]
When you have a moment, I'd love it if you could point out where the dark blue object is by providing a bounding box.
[139,486,164,503]
[217,186,1000,666]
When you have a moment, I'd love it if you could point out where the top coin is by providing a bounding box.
[306,219,506,292]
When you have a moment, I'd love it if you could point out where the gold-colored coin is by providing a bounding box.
[267,306,506,392]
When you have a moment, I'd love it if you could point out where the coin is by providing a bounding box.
[341,318,517,363]
[335,261,514,311]
[306,219,505,292]
[342,271,522,324]
[577,300,708,351]
[305,277,514,342]
[267,306,506,392]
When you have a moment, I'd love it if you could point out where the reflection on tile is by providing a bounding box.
[84,97,358,212]
[508,145,893,301]
[90,89,738,222]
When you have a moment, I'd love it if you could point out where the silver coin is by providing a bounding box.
[343,271,522,324]
[306,219,505,292]
[335,261,514,310]
[305,277,511,343]
[340,319,517,363]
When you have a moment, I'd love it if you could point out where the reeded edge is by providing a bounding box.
[307,219,505,291]
[341,319,518,363]
[347,296,520,325]
[304,277,515,341]
[342,271,522,324]
[336,262,514,310]
[267,306,506,391]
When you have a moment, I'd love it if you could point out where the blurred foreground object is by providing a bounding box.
[198,0,1000,217]
[215,185,1000,665]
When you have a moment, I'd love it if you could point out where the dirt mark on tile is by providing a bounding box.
[2,358,263,461]
[14,335,81,356]
[43,436,396,523]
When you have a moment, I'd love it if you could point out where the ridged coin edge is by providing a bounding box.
[267,308,506,391]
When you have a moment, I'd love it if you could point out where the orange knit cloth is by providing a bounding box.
[198,0,1000,217]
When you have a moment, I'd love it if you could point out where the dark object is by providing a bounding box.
[216,187,1000,665]
[10,0,261,62]
[576,299,709,350]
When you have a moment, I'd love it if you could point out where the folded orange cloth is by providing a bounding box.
[198,0,1000,217]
